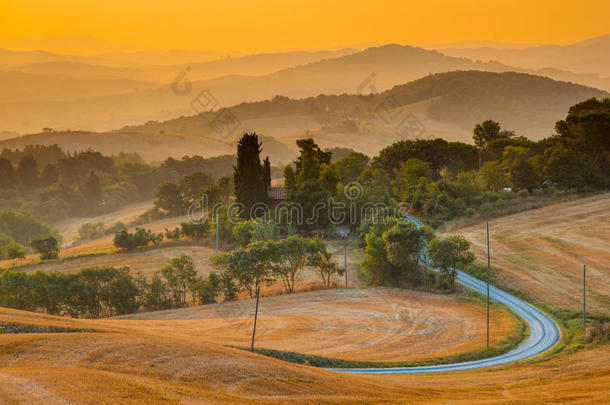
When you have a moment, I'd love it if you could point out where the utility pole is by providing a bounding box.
[583,264,586,331]
[344,237,348,288]
[216,212,219,254]
[486,218,490,349]
[102,199,106,238]
[250,285,260,352]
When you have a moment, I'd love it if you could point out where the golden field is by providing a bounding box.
[453,193,610,316]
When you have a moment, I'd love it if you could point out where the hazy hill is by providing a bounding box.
[439,34,610,76]
[0,131,296,164]
[2,71,605,162]
[119,71,608,154]
[2,44,609,135]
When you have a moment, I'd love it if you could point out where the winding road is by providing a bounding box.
[330,215,560,374]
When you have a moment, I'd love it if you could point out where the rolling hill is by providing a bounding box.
[116,71,608,154]
[2,43,609,135]
[1,70,605,161]
[439,34,610,76]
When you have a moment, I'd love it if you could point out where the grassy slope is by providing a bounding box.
[452,193,610,317]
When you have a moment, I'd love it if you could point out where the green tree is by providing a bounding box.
[233,133,268,218]
[180,220,210,240]
[392,158,434,204]
[161,254,198,307]
[426,235,475,290]
[17,155,38,189]
[155,182,185,216]
[307,238,344,288]
[30,235,60,260]
[179,171,214,203]
[0,158,16,189]
[81,171,103,212]
[212,242,275,298]
[76,222,104,243]
[480,161,506,192]
[473,120,502,149]
[6,242,27,267]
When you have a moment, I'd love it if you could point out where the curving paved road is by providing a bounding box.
[330,215,560,374]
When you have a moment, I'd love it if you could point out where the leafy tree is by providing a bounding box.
[333,152,369,183]
[383,222,426,274]
[113,228,155,250]
[39,164,59,186]
[426,235,475,290]
[473,120,502,149]
[6,242,27,267]
[0,158,16,189]
[30,235,60,260]
[501,146,538,191]
[76,222,104,243]
[154,182,185,216]
[233,133,268,218]
[361,220,426,284]
[480,161,506,192]
[161,254,198,307]
[17,155,38,189]
[179,171,214,203]
[141,272,172,310]
[190,272,222,304]
[164,227,181,240]
[180,220,210,240]
[212,242,275,298]
[267,236,311,293]
[392,158,434,204]
[283,138,333,232]
[307,238,344,288]
[81,171,103,212]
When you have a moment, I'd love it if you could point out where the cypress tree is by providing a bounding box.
[234,133,267,218]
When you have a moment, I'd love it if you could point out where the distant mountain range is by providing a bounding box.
[2,41,609,135]
[438,34,610,76]
[2,70,604,165]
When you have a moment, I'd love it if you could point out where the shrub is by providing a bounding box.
[113,228,155,250]
[518,189,529,199]
[76,222,104,243]
[180,221,210,240]
[30,235,60,260]
[487,192,500,203]
[164,227,181,240]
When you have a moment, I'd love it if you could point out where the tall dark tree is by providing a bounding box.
[39,164,59,187]
[233,133,267,218]
[0,158,16,189]
[262,156,271,188]
[82,171,103,212]
[17,155,38,189]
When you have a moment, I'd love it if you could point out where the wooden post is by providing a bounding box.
[583,264,586,331]
[250,285,260,351]
[486,218,490,349]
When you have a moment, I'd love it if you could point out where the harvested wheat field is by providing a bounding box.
[0,306,608,404]
[0,214,191,269]
[453,193,610,316]
[115,288,517,363]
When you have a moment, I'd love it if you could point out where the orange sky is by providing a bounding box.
[1,0,609,54]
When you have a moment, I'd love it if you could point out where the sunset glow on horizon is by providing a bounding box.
[1,0,609,54]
